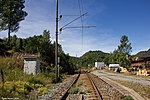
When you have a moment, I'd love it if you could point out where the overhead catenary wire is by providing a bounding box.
[81,0,84,14]
[59,12,88,31]
[78,0,84,56]
[63,26,96,30]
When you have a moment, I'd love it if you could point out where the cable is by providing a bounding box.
[78,0,84,56]
[81,0,84,15]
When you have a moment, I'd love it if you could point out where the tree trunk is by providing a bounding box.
[1,69,4,90]
[7,26,11,46]
[7,0,11,46]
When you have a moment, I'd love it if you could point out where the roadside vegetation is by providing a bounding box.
[0,57,56,98]
[112,79,150,99]
[0,33,78,98]
[0,30,78,98]
[0,0,77,98]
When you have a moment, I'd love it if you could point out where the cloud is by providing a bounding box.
[2,0,149,57]
[58,27,119,57]
[0,0,117,57]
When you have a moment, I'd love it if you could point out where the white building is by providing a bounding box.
[95,62,105,69]
[24,56,40,75]
[109,64,120,70]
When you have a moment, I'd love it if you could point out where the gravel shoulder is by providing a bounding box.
[93,70,150,86]
[92,70,150,100]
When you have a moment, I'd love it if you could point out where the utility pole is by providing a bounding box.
[55,0,58,82]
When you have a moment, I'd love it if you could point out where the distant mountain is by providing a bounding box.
[79,50,109,67]
[71,50,148,67]
[70,56,80,64]
[70,50,109,67]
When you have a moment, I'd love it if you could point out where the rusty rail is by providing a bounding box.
[60,74,80,100]
[87,73,103,100]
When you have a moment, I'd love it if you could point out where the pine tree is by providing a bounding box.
[117,35,132,67]
[0,0,27,44]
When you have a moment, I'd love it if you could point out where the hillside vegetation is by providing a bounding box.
[80,50,109,67]
[0,30,78,98]
[0,57,53,98]
[70,50,109,67]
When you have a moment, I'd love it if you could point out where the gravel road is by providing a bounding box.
[92,70,150,86]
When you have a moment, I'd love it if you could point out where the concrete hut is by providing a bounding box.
[24,56,40,75]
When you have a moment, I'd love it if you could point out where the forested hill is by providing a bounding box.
[131,51,146,60]
[79,50,109,67]
[70,50,148,67]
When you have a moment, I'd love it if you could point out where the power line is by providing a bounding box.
[60,14,89,17]
[60,12,88,31]
[81,0,84,13]
[78,0,84,57]
[63,26,96,30]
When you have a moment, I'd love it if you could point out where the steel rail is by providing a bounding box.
[60,74,80,100]
[87,73,103,100]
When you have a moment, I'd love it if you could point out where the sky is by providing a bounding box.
[1,0,150,57]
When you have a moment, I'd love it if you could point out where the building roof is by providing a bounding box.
[109,64,119,67]
[142,49,150,58]
[23,55,39,59]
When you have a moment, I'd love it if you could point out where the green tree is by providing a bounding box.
[118,35,132,54]
[10,35,17,49]
[117,35,132,67]
[24,35,43,53]
[0,39,6,55]
[42,30,50,43]
[13,38,23,52]
[39,30,54,63]
[0,0,27,44]
[106,35,132,68]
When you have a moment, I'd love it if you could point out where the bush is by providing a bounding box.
[0,57,57,97]
[77,82,83,87]
[38,87,49,95]
[49,72,56,83]
[34,84,43,88]
[29,77,44,85]
[68,86,79,94]
[121,96,134,100]
[0,81,32,97]
[79,90,86,94]
[0,80,49,97]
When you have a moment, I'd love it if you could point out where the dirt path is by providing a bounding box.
[92,70,148,100]
[93,70,150,85]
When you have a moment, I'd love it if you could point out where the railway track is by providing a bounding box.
[66,73,103,100]
[42,72,133,100]
[89,74,123,100]
[52,74,80,99]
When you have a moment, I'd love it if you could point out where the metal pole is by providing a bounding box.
[58,57,60,78]
[55,0,58,82]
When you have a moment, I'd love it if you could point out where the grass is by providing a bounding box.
[68,85,79,94]
[77,81,84,87]
[0,56,56,98]
[120,96,134,100]
[79,90,86,94]
[112,79,150,99]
